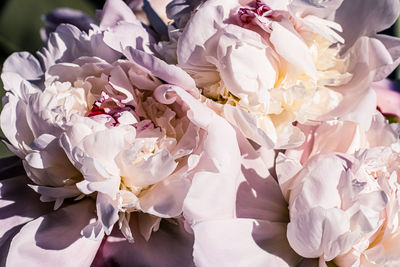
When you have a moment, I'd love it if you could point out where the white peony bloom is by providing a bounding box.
[175,0,400,149]
[0,0,242,247]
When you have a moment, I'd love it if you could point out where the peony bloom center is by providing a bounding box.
[238,0,272,24]
[87,91,136,127]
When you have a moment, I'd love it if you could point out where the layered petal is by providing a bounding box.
[6,199,102,267]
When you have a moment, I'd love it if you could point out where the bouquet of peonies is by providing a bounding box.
[1,0,400,266]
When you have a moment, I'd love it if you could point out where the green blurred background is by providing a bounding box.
[0,0,105,158]
[0,0,399,159]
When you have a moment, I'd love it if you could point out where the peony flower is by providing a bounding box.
[278,146,400,266]
[1,0,151,208]
[0,172,195,266]
[276,112,400,265]
[174,0,400,149]
[372,79,400,121]
[2,0,400,266]
[0,0,246,265]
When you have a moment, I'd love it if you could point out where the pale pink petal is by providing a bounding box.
[216,25,277,103]
[118,149,177,188]
[223,105,274,149]
[269,21,317,79]
[362,232,400,266]
[96,193,119,236]
[2,52,43,82]
[0,175,52,243]
[37,25,79,69]
[6,199,102,266]
[78,126,136,172]
[334,0,399,51]
[182,120,241,223]
[285,151,390,262]
[275,153,303,201]
[324,36,395,126]
[339,87,377,130]
[103,22,154,54]
[235,132,289,222]
[323,42,378,129]
[24,134,80,187]
[366,112,399,146]
[176,0,229,68]
[152,84,241,223]
[24,92,64,138]
[290,121,362,163]
[236,171,289,222]
[28,185,81,210]
[289,155,345,217]
[139,175,191,218]
[0,94,33,157]
[124,47,197,94]
[99,0,139,29]
[192,219,300,266]
[287,207,352,259]
[38,24,120,67]
[289,0,343,19]
[373,35,400,81]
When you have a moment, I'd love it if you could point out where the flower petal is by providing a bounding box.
[192,219,300,266]
[124,47,197,94]
[99,0,139,29]
[334,0,400,50]
[2,52,43,82]
[6,199,101,266]
[270,21,317,79]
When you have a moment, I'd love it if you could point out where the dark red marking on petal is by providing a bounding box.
[238,0,272,24]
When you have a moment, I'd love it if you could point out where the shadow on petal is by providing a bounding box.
[0,175,53,224]
[5,199,101,266]
[93,214,195,267]
[236,165,289,222]
[34,199,97,250]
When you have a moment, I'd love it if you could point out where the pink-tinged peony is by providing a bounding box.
[0,0,246,265]
[372,79,400,120]
[174,0,400,149]
[279,147,400,266]
[276,113,400,266]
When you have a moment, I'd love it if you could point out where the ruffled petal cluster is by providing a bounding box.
[1,0,400,266]
[176,0,400,148]
[277,113,400,265]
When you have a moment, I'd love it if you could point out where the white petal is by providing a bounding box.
[270,21,317,79]
[6,199,101,267]
[192,219,300,266]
